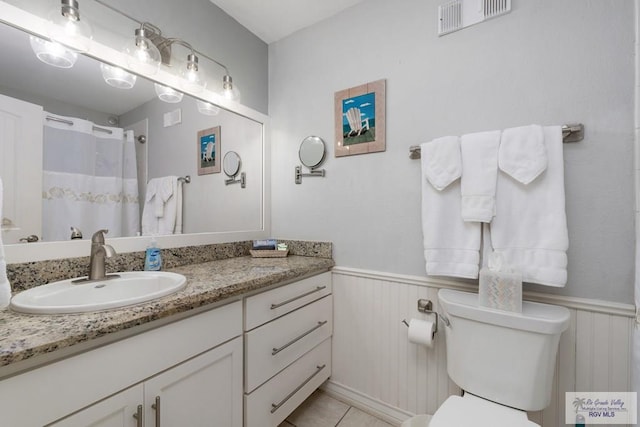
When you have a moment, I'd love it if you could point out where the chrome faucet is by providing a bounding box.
[87,229,117,281]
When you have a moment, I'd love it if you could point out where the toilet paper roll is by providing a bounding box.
[407,318,435,348]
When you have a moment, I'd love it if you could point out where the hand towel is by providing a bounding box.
[174,179,183,234]
[421,139,481,279]
[490,126,568,287]
[0,179,12,308]
[460,130,501,222]
[142,176,180,236]
[499,124,547,185]
[145,177,173,218]
[422,136,462,191]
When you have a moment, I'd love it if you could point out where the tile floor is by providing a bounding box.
[278,390,394,427]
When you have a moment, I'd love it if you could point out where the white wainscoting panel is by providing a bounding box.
[328,267,635,427]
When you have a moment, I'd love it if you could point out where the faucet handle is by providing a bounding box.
[91,229,109,243]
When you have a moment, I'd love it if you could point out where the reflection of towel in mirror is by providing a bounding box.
[142,176,182,235]
[0,179,12,308]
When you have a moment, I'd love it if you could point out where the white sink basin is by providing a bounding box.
[10,271,187,314]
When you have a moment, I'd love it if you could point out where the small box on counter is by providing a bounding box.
[252,239,277,251]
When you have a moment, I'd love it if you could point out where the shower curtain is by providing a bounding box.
[42,113,140,241]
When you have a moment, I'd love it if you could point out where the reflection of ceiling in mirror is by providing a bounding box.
[0,23,156,115]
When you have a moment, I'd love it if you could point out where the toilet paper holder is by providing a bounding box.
[402,299,450,334]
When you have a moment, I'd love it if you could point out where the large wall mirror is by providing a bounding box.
[0,4,269,262]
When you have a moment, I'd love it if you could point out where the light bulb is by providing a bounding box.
[196,100,220,116]
[123,27,161,75]
[179,53,205,93]
[29,35,77,68]
[154,83,183,103]
[47,0,92,53]
[100,63,136,89]
[221,75,240,102]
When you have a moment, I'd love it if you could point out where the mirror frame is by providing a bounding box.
[299,136,326,170]
[0,2,271,263]
[223,151,242,178]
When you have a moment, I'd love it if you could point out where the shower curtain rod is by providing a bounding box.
[408,123,584,159]
[45,115,113,135]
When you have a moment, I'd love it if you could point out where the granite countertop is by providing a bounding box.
[0,255,334,370]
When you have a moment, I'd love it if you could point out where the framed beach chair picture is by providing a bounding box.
[334,79,386,157]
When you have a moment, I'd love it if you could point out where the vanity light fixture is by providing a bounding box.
[196,100,220,116]
[221,74,241,102]
[29,35,78,68]
[47,0,92,53]
[100,63,137,89]
[122,23,162,76]
[154,83,183,103]
[180,51,205,93]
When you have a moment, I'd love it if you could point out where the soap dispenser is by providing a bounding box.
[144,237,162,271]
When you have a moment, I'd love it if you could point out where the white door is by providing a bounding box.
[144,337,243,427]
[48,384,142,427]
[0,93,43,244]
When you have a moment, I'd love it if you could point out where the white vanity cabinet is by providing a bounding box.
[0,301,243,427]
[50,337,243,427]
[243,272,333,427]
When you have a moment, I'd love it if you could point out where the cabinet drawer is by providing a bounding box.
[244,338,331,427]
[244,272,331,330]
[245,295,332,392]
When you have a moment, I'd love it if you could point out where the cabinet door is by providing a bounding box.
[144,336,243,427]
[48,384,143,427]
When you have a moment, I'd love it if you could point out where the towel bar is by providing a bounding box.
[409,123,584,159]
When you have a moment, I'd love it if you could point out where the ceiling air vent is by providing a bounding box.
[438,0,511,36]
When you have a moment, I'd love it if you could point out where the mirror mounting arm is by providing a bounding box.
[295,166,325,185]
[225,172,246,189]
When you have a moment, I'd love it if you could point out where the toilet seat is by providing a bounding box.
[429,394,540,427]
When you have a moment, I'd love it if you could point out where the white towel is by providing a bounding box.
[174,180,183,234]
[499,124,547,184]
[490,126,569,287]
[460,130,501,222]
[145,177,173,218]
[142,176,182,236]
[0,179,11,308]
[421,139,481,279]
[422,136,462,190]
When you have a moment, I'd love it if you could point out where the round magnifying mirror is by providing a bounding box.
[299,136,326,169]
[223,151,241,178]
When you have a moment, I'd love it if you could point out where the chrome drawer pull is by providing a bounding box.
[272,320,328,356]
[270,286,327,310]
[151,396,161,427]
[270,364,326,414]
[133,404,143,427]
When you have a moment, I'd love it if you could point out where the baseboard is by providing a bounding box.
[321,380,428,427]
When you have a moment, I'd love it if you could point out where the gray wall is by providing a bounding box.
[7,0,269,114]
[120,95,263,234]
[269,0,635,303]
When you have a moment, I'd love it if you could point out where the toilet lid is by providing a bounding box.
[429,394,539,427]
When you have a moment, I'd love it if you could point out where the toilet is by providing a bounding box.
[414,288,570,427]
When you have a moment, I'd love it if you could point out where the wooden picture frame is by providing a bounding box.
[197,126,221,175]
[334,79,386,157]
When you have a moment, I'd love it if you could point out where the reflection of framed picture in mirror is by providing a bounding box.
[334,79,386,157]
[197,126,221,175]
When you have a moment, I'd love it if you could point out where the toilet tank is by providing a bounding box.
[438,289,570,412]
